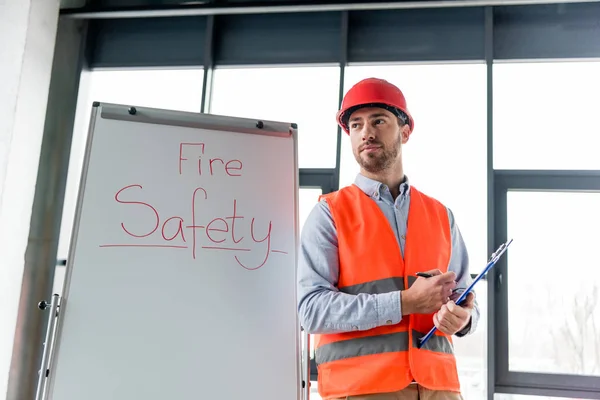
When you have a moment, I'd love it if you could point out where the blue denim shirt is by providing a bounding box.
[297,173,479,336]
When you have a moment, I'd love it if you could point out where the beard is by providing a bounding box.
[354,136,401,173]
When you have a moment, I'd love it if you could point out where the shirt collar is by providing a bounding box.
[353,173,411,199]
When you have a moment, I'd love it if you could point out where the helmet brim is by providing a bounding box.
[336,102,414,135]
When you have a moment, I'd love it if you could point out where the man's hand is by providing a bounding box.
[401,269,457,315]
[433,292,475,335]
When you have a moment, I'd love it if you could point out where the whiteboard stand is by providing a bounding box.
[35,294,61,400]
[301,327,310,399]
[35,103,306,400]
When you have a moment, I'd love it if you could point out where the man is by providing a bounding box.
[297,77,479,400]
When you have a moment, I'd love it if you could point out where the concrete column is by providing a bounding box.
[0,0,61,398]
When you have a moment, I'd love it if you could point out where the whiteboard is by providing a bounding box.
[45,103,303,400]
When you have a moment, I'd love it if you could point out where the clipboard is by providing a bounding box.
[417,238,513,348]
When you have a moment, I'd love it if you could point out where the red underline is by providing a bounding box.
[202,246,251,251]
[99,244,188,249]
[99,244,288,254]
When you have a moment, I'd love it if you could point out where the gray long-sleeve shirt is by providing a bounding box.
[297,173,479,336]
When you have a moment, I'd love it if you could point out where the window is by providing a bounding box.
[56,68,204,290]
[494,61,600,170]
[53,265,67,295]
[454,283,488,399]
[298,187,324,400]
[506,191,600,376]
[495,395,575,400]
[209,66,341,169]
[299,188,322,235]
[340,63,488,398]
[310,383,323,400]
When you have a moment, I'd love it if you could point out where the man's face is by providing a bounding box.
[348,107,410,174]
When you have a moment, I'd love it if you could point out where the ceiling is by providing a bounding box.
[60,0,450,11]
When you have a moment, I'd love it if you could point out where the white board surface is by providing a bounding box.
[46,103,302,400]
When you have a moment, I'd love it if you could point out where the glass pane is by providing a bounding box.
[58,68,204,260]
[53,265,66,295]
[495,395,574,400]
[299,188,322,234]
[210,66,340,169]
[298,187,322,366]
[454,283,488,399]
[341,63,488,268]
[310,383,323,400]
[507,191,600,376]
[299,187,323,399]
[494,61,600,169]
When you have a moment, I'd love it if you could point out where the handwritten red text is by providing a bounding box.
[100,184,286,271]
[179,142,243,177]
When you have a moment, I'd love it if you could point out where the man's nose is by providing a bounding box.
[361,125,376,141]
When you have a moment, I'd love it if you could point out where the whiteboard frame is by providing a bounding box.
[43,102,304,400]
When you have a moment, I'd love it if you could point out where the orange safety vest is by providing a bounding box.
[314,184,460,399]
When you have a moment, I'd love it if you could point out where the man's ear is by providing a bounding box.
[401,124,411,144]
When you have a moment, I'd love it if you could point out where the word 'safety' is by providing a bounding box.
[99,142,287,270]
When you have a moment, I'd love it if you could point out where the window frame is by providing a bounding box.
[299,169,337,196]
[298,170,336,384]
[493,169,600,399]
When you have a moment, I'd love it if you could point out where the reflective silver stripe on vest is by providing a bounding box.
[412,330,454,354]
[407,275,417,288]
[339,276,418,295]
[315,329,453,365]
[315,331,409,364]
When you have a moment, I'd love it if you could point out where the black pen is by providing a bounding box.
[417,272,463,293]
[416,272,433,278]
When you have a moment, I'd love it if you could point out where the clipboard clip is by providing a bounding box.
[488,238,513,265]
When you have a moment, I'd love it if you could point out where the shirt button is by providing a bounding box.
[401,235,406,240]
[352,325,358,330]
[386,320,393,325]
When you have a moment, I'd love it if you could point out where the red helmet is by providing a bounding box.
[336,78,414,135]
